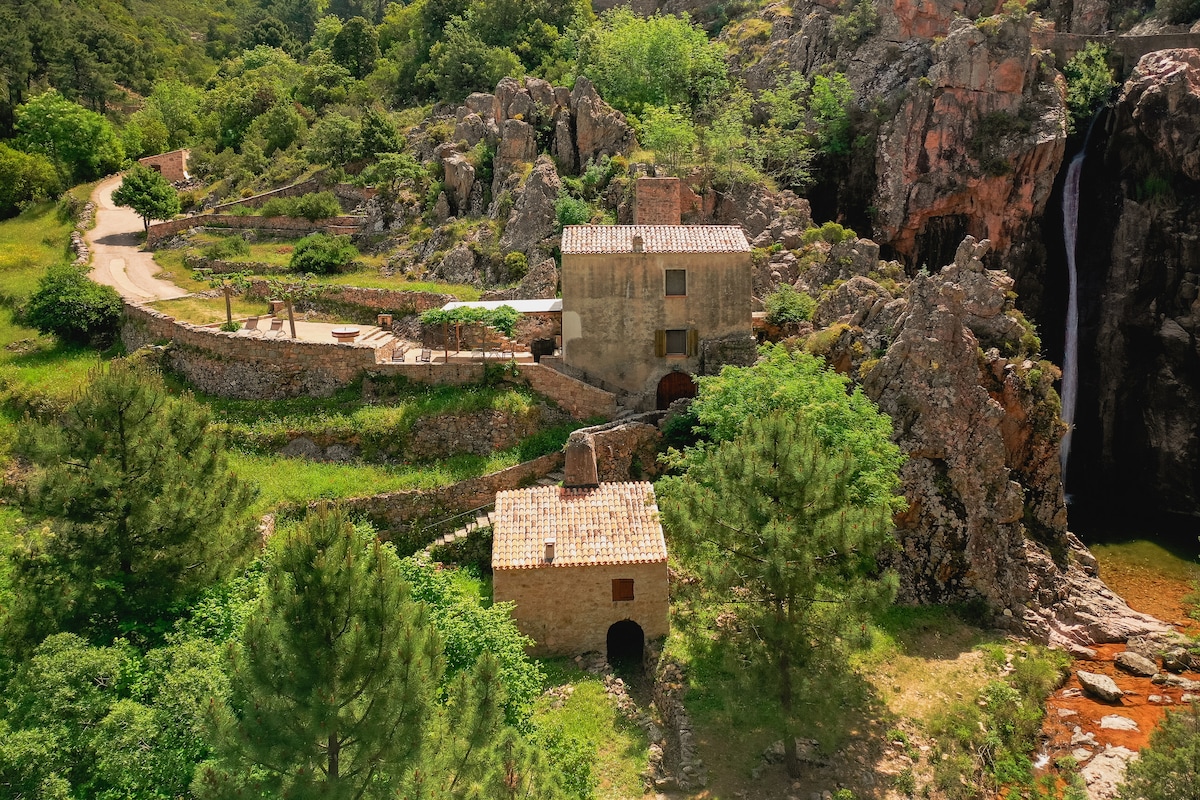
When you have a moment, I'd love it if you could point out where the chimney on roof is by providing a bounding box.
[634,176,682,225]
[544,538,556,563]
[563,433,599,488]
[632,233,644,253]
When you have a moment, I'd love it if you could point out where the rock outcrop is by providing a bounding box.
[875,16,1067,266]
[813,236,1171,647]
[498,156,561,262]
[1072,49,1200,518]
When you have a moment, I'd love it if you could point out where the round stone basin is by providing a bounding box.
[331,326,360,343]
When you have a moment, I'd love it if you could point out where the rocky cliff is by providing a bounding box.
[1071,48,1200,519]
[808,236,1167,648]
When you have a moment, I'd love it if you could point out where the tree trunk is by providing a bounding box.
[286,300,296,339]
[780,648,801,779]
[327,731,339,782]
[224,288,232,324]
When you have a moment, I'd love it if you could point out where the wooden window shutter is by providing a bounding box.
[687,329,699,357]
[654,329,666,357]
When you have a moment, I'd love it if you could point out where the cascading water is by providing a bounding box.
[1060,115,1101,481]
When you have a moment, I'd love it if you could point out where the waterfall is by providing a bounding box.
[1060,115,1100,481]
[1060,150,1083,480]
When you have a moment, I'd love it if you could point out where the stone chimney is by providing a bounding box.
[634,176,681,225]
[563,433,599,488]
[544,537,556,563]
[632,234,644,253]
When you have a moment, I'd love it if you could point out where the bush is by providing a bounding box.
[764,285,816,325]
[504,251,529,281]
[201,236,251,261]
[288,233,358,274]
[555,194,592,230]
[25,264,123,346]
[1118,702,1200,799]
[292,191,343,221]
[1158,0,1200,24]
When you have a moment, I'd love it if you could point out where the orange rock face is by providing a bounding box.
[875,16,1068,265]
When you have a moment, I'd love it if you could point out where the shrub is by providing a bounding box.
[202,235,251,261]
[1158,0,1200,25]
[764,285,816,325]
[292,191,343,221]
[555,193,592,230]
[1118,702,1200,799]
[25,264,123,346]
[288,233,358,274]
[1063,43,1116,133]
[504,251,529,281]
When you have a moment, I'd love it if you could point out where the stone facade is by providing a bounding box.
[494,562,669,655]
[138,149,190,182]
[560,226,754,409]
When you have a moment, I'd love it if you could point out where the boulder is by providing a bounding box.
[497,118,537,170]
[570,76,636,166]
[1099,715,1138,731]
[1077,670,1123,703]
[498,157,561,258]
[1079,745,1138,800]
[453,111,497,148]
[442,152,476,216]
[1114,651,1158,678]
[1163,645,1196,673]
[435,243,477,285]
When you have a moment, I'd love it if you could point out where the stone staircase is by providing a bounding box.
[429,469,564,549]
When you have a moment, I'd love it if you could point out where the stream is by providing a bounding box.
[1038,535,1200,783]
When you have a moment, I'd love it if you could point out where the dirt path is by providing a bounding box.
[87,174,187,302]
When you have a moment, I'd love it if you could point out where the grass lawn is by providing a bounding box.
[152,236,481,300]
[148,294,272,324]
[536,659,652,800]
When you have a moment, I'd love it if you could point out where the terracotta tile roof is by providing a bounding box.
[492,482,667,569]
[561,225,751,254]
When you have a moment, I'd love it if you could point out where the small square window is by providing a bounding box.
[612,579,635,601]
[665,269,686,296]
[665,329,687,356]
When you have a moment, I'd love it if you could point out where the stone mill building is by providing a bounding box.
[491,438,669,660]
[557,177,756,411]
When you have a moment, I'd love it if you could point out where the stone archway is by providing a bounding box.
[656,371,696,410]
[606,619,645,667]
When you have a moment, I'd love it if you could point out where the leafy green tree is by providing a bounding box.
[197,505,443,799]
[659,413,900,779]
[112,164,181,232]
[809,73,855,156]
[306,112,362,166]
[688,343,905,507]
[331,16,380,79]
[144,80,203,149]
[15,89,124,181]
[10,360,258,639]
[25,263,122,346]
[1063,42,1116,133]
[122,108,171,159]
[0,142,60,217]
[576,8,728,115]
[638,105,697,171]
[1118,701,1200,799]
[194,269,252,327]
[246,102,307,156]
[422,17,524,103]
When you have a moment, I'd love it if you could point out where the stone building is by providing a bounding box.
[491,440,668,659]
[558,181,755,410]
[137,149,190,182]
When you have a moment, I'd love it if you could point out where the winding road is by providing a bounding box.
[87,174,187,302]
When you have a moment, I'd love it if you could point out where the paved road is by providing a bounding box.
[87,174,188,302]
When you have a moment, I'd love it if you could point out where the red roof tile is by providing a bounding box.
[561,225,751,254]
[492,482,667,569]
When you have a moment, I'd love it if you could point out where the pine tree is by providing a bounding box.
[659,413,900,779]
[11,359,257,640]
[199,505,444,800]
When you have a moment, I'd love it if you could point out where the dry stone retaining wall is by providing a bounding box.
[517,363,617,419]
[146,214,362,247]
[339,451,564,539]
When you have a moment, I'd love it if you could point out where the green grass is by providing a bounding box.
[232,449,522,517]
[535,659,650,800]
[148,295,273,324]
[0,201,74,300]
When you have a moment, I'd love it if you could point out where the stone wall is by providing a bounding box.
[407,405,567,459]
[570,420,663,481]
[146,214,362,247]
[245,281,453,316]
[493,561,669,656]
[634,177,682,225]
[212,180,378,213]
[121,302,380,398]
[517,363,617,419]
[339,451,564,537]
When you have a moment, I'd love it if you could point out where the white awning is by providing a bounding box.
[442,299,562,313]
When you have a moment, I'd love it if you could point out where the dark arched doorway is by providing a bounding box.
[607,620,645,668]
[656,371,696,410]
